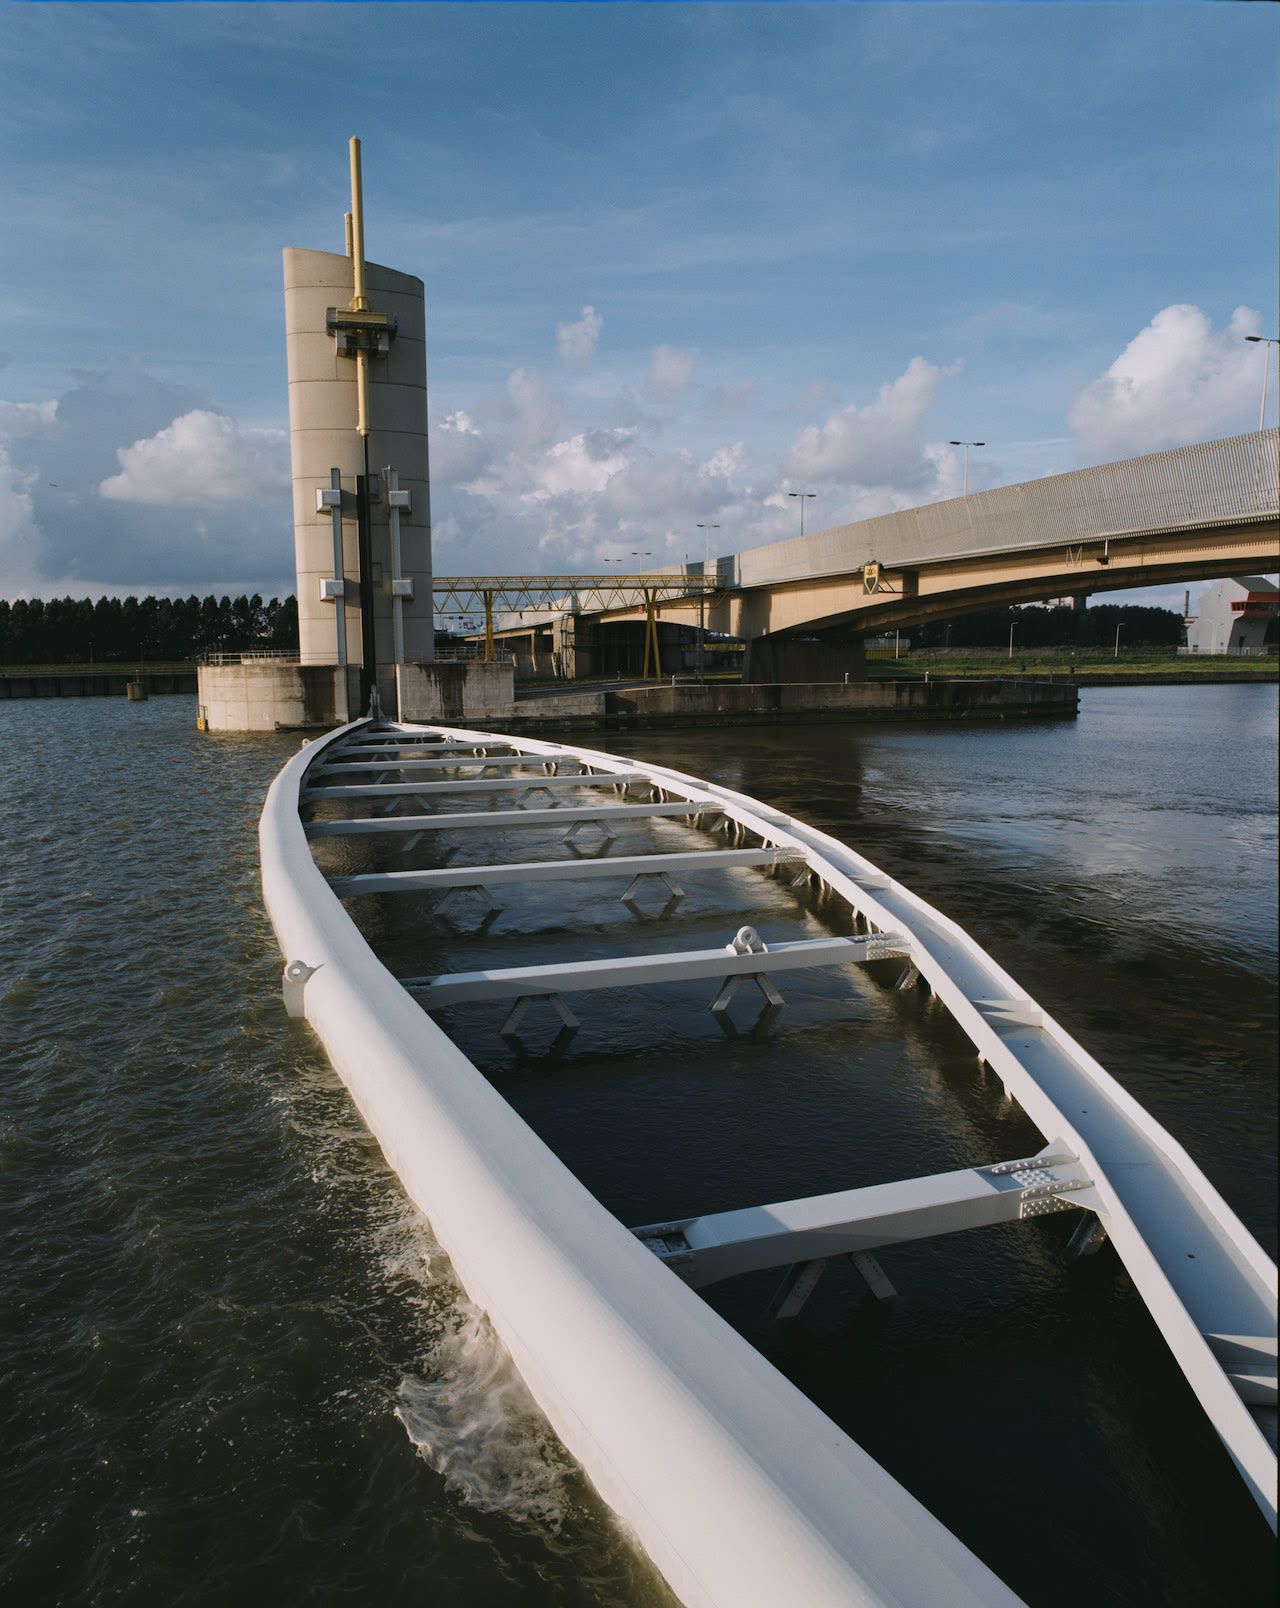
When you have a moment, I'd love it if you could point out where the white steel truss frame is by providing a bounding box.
[275,717,1279,1539]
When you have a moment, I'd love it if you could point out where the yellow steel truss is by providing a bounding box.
[430,575,719,676]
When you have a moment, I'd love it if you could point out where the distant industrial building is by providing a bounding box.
[1184,576,1279,655]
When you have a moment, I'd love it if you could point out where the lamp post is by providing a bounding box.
[787,491,816,537]
[1245,335,1279,433]
[631,553,657,678]
[949,441,985,497]
[1008,618,1017,659]
[1114,622,1124,658]
[695,524,720,683]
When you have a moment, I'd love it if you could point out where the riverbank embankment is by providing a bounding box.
[0,668,197,699]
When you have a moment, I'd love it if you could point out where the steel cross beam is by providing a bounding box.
[313,755,587,773]
[631,1151,1096,1289]
[301,771,652,800]
[305,801,723,837]
[331,740,517,753]
[403,932,909,1005]
[326,846,806,897]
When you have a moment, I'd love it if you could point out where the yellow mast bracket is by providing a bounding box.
[325,137,397,435]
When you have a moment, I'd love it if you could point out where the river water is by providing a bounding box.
[0,686,1274,1607]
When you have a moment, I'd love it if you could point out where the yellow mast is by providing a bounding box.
[349,136,371,435]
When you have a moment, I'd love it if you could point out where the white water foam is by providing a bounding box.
[395,1299,579,1530]
[358,1196,581,1530]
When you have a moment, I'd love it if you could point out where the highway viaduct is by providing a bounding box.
[580,429,1279,679]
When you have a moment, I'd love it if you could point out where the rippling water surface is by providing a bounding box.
[1,686,1274,1607]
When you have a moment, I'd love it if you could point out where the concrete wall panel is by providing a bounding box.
[283,247,433,673]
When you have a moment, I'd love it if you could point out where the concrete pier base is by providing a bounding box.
[197,662,361,731]
[396,659,514,722]
[198,658,515,731]
[742,636,868,684]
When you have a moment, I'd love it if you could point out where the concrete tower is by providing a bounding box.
[199,138,496,731]
[285,139,433,705]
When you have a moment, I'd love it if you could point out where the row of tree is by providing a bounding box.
[0,594,300,665]
[0,594,1219,666]
[909,603,1186,651]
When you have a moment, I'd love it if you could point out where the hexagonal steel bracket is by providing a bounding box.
[564,816,618,853]
[500,992,581,1038]
[620,869,686,918]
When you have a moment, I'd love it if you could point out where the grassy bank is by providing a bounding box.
[0,660,197,677]
[866,650,1276,681]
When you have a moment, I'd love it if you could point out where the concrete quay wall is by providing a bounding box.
[0,670,197,699]
[195,664,1078,732]
[496,677,1078,732]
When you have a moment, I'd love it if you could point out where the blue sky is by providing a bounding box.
[0,1,1275,612]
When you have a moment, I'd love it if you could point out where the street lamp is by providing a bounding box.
[1245,335,1279,434]
[1008,618,1017,658]
[949,441,985,498]
[695,524,720,683]
[787,491,816,537]
[1114,622,1124,658]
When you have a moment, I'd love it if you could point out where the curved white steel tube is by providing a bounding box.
[263,716,1277,1603]
[262,721,1026,1608]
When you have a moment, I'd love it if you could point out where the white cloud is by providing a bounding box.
[1068,304,1263,458]
[556,305,603,366]
[505,367,560,452]
[0,400,57,438]
[645,345,699,399]
[525,429,633,501]
[703,442,747,481]
[0,443,47,593]
[430,409,493,486]
[99,409,287,506]
[596,444,738,525]
[784,356,959,492]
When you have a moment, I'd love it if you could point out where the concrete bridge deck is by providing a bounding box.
[603,430,1279,654]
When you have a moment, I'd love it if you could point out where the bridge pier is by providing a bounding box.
[742,633,867,685]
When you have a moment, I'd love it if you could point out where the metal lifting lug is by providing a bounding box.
[282,959,318,1019]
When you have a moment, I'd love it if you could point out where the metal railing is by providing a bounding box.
[433,643,515,663]
[199,648,301,667]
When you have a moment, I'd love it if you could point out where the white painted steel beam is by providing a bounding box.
[302,771,651,800]
[631,1152,1093,1289]
[315,755,578,773]
[332,742,517,756]
[305,801,724,837]
[328,846,806,897]
[405,932,908,1006]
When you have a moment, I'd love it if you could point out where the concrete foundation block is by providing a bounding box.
[396,659,515,722]
[197,663,357,731]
